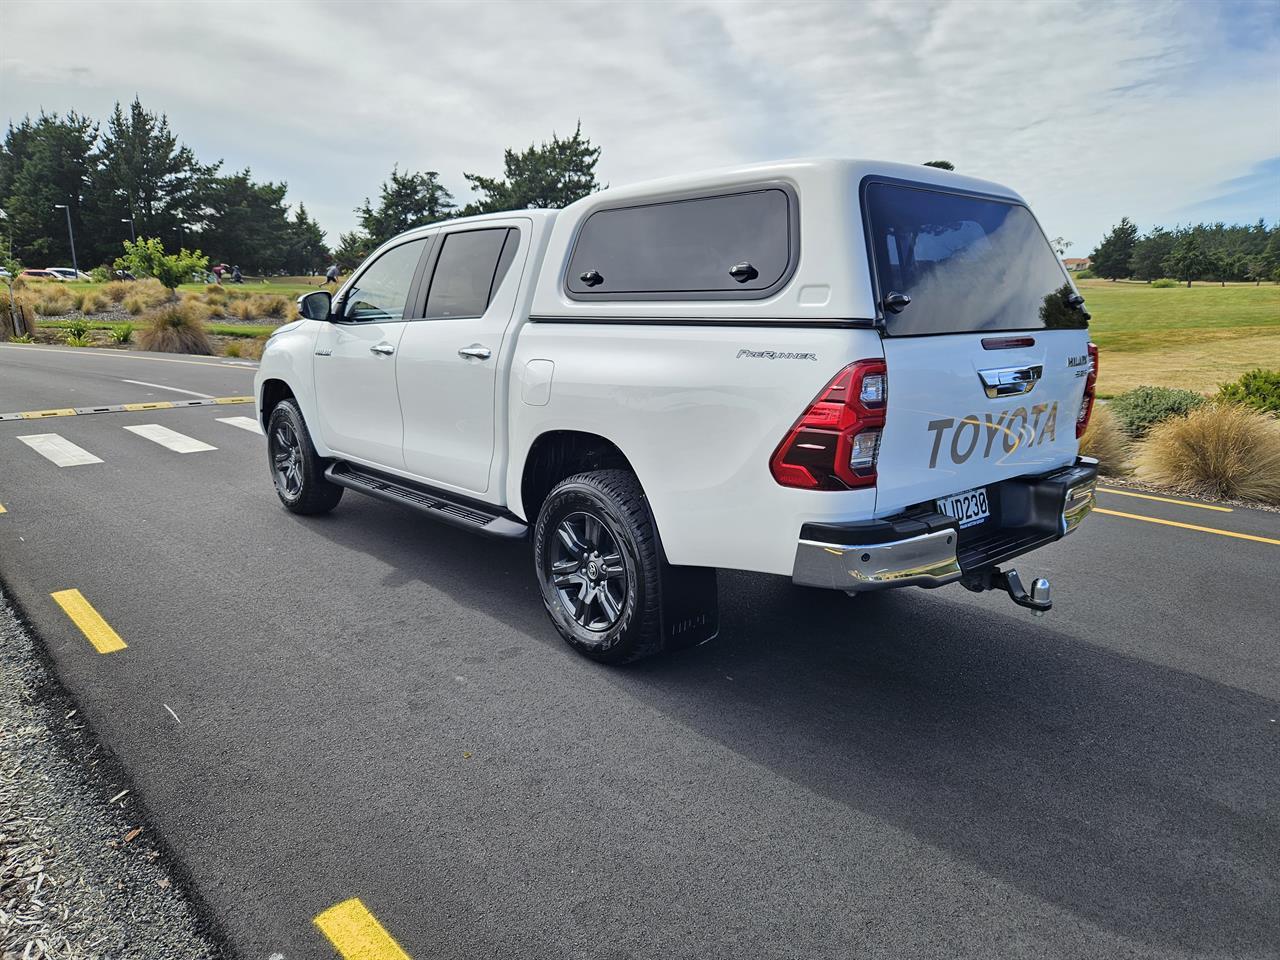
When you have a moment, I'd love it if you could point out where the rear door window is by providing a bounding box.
[566,188,796,299]
[864,181,1081,335]
[424,228,513,319]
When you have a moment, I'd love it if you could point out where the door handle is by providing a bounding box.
[458,345,492,361]
[370,342,396,356]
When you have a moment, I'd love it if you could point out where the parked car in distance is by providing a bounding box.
[255,158,1098,665]
[19,269,62,280]
[46,267,92,281]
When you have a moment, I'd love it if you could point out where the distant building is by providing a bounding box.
[1063,257,1092,271]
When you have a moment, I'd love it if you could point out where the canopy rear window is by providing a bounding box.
[864,181,1083,335]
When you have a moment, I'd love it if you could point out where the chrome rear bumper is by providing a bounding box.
[792,458,1098,592]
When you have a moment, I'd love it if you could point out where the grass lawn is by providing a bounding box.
[38,318,277,339]
[1078,280,1280,396]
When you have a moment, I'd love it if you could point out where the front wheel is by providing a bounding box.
[533,470,664,664]
[266,399,343,515]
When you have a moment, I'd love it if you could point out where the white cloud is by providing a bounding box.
[2,0,1277,251]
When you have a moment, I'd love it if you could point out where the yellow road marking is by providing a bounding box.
[122,401,175,411]
[50,589,127,654]
[314,898,411,960]
[20,408,77,419]
[1095,508,1280,546]
[1098,487,1233,512]
[0,503,6,514]
[0,342,255,370]
[213,396,253,404]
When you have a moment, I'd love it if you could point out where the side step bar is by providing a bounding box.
[325,462,528,539]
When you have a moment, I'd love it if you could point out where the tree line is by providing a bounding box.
[1089,216,1280,286]
[0,99,603,275]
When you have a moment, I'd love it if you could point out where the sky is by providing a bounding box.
[2,0,1278,254]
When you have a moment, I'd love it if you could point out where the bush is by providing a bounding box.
[1216,369,1280,415]
[1079,405,1130,475]
[63,331,93,347]
[34,290,73,316]
[110,322,133,344]
[1074,269,1095,279]
[65,318,92,339]
[10,333,35,343]
[1135,403,1280,504]
[136,301,213,355]
[1109,385,1207,438]
[103,280,132,303]
[1150,278,1179,288]
[89,266,110,282]
[114,237,208,291]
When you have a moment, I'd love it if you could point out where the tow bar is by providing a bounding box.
[961,567,1052,616]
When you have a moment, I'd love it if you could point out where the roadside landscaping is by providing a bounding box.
[0,593,221,959]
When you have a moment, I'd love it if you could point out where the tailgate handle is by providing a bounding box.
[978,364,1043,398]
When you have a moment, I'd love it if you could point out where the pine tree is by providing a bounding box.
[0,112,98,264]
[355,166,454,248]
[1090,217,1139,280]
[462,122,602,215]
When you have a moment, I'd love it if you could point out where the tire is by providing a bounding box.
[533,470,664,665]
[266,399,343,515]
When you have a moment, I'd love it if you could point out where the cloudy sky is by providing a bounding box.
[3,0,1277,253]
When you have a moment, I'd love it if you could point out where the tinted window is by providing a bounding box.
[342,238,428,322]
[566,189,794,298]
[865,182,1082,335]
[425,229,511,319]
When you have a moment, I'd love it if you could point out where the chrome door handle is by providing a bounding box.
[370,342,396,356]
[977,364,1042,398]
[458,345,491,360]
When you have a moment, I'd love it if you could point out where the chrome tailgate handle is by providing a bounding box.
[978,364,1042,398]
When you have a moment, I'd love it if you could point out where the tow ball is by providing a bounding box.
[961,567,1052,616]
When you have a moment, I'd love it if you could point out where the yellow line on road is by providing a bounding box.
[123,401,175,411]
[0,342,255,370]
[314,898,412,960]
[0,503,6,514]
[1098,487,1233,512]
[1095,508,1280,546]
[213,396,253,404]
[50,589,127,654]
[21,408,77,419]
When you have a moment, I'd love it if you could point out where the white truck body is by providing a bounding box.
[256,158,1098,662]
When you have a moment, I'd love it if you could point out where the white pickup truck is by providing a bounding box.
[255,159,1098,664]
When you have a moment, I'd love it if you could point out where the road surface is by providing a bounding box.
[0,342,1276,959]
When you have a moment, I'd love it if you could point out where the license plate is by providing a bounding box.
[937,486,990,528]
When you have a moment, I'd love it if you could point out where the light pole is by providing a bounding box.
[0,208,10,261]
[53,204,79,276]
[121,217,136,243]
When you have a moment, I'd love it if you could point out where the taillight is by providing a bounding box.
[1076,341,1099,439]
[770,359,887,489]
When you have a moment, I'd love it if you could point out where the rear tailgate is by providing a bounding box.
[875,330,1090,515]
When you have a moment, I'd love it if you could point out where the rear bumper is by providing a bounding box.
[792,458,1098,591]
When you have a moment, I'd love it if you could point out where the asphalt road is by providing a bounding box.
[1,341,1277,960]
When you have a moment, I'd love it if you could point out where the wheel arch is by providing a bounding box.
[518,430,641,525]
[258,378,295,432]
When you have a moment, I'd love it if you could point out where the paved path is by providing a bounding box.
[0,343,1276,960]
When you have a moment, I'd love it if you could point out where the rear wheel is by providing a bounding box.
[266,399,343,515]
[534,470,664,664]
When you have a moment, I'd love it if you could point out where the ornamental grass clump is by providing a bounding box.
[1079,405,1130,475]
[136,300,213,355]
[1135,403,1280,504]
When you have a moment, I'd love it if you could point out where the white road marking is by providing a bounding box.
[123,424,217,453]
[120,379,215,399]
[216,415,263,434]
[16,434,103,467]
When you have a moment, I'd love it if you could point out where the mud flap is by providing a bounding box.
[659,562,719,650]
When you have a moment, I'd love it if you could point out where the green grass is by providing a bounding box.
[54,278,322,297]
[1078,280,1280,396]
[38,318,276,339]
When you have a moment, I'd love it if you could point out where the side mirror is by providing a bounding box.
[298,290,333,321]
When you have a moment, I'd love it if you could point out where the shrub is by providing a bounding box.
[64,331,93,347]
[1150,278,1179,288]
[65,318,92,339]
[110,322,133,344]
[1135,403,1280,504]
[1216,369,1280,415]
[1109,385,1207,438]
[103,280,132,303]
[1079,405,1130,475]
[10,333,35,343]
[1074,268,1095,279]
[136,301,213,355]
[113,237,209,291]
[34,289,73,316]
[89,266,110,282]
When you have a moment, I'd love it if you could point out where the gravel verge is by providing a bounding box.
[0,592,224,960]
[1097,473,1280,513]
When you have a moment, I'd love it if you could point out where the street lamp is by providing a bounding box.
[121,217,136,243]
[53,204,79,276]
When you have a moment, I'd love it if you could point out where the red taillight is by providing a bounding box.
[1076,341,1099,439]
[770,359,887,490]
